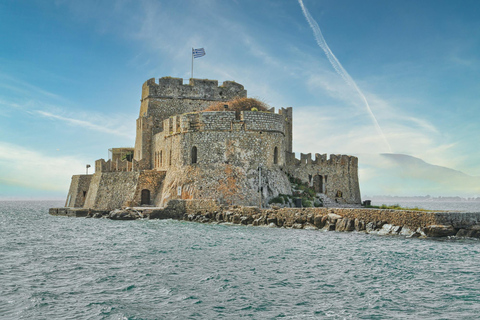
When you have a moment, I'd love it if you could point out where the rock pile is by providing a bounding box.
[72,200,480,239]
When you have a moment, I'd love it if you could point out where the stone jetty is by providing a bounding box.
[49,199,480,239]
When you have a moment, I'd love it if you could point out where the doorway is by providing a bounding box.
[141,189,150,205]
[313,175,323,193]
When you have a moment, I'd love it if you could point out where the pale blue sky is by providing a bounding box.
[1,0,479,199]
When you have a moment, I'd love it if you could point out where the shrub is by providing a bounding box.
[203,97,270,112]
[302,198,312,207]
[121,151,134,162]
[268,196,284,204]
[280,194,290,203]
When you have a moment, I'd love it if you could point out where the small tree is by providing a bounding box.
[122,151,134,162]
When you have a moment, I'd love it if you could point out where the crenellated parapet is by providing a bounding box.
[285,151,361,204]
[286,152,358,168]
[142,77,247,102]
[160,110,287,136]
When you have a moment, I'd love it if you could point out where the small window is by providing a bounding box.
[273,146,278,164]
[191,146,197,164]
[160,151,163,166]
[169,150,172,166]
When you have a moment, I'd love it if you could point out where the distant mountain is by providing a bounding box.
[358,153,480,197]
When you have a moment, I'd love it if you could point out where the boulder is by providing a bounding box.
[327,213,342,223]
[399,227,414,237]
[232,214,241,224]
[377,224,401,235]
[267,217,278,225]
[313,215,325,229]
[336,218,355,232]
[424,225,457,237]
[240,215,253,225]
[456,225,480,238]
[303,223,317,230]
[108,209,140,220]
[354,219,365,231]
[365,222,376,233]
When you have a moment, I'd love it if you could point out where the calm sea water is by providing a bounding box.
[369,199,480,212]
[2,201,480,319]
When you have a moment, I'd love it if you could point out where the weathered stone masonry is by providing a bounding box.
[61,76,361,210]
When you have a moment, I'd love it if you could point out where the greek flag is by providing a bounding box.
[192,48,206,58]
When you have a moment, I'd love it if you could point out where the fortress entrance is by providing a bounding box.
[313,175,323,193]
[141,189,150,205]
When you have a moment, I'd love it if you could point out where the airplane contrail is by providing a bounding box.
[298,0,392,153]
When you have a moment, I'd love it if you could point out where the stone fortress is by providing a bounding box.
[64,77,361,211]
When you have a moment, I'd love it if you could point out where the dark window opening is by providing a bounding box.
[191,146,197,164]
[336,190,343,198]
[273,146,278,164]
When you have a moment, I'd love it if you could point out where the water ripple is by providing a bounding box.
[2,201,480,319]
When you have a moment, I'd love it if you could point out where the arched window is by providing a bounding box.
[160,151,163,167]
[273,146,278,164]
[191,146,197,164]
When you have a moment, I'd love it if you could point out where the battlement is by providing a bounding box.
[286,152,358,167]
[142,77,247,101]
[160,110,287,136]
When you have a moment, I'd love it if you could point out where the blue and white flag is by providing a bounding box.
[192,48,206,58]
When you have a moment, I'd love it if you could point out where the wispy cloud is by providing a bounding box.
[36,110,132,138]
[0,141,88,193]
[0,72,63,101]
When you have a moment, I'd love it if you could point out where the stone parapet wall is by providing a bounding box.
[65,175,93,208]
[142,77,246,101]
[285,152,361,204]
[162,110,286,136]
[286,152,358,167]
[83,172,140,210]
[242,112,285,132]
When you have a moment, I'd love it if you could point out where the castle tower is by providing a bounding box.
[134,77,247,169]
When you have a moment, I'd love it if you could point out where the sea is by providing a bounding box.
[2,200,480,319]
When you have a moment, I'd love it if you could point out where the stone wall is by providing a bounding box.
[150,110,290,206]
[134,77,247,166]
[141,77,246,106]
[83,172,140,210]
[285,153,361,204]
[65,174,93,207]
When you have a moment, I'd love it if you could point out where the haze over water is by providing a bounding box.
[2,200,480,319]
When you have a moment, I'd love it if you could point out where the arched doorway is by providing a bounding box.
[141,189,150,205]
[313,175,323,193]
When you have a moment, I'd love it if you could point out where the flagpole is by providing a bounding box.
[191,48,194,79]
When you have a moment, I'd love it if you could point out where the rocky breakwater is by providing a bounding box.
[50,200,480,239]
[160,204,480,239]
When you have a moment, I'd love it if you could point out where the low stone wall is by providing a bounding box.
[49,201,480,238]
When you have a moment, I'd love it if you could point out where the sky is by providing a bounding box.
[1,0,479,199]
